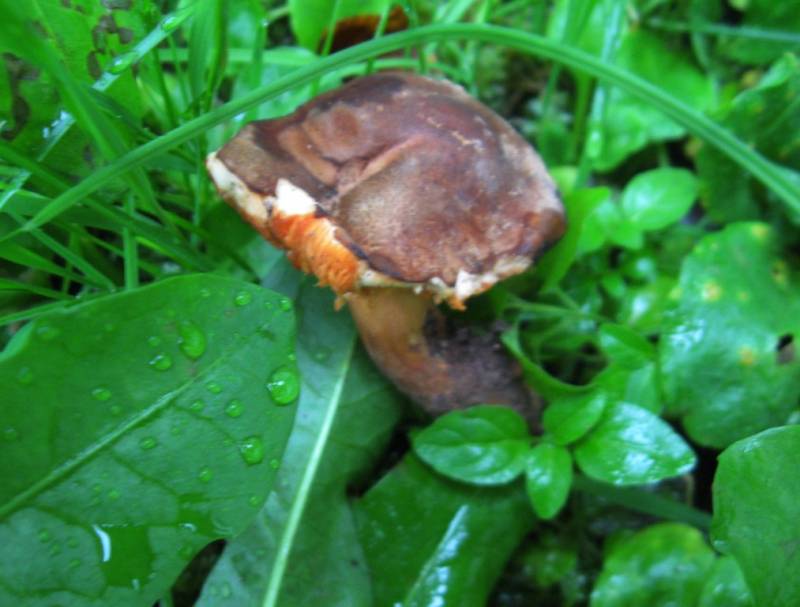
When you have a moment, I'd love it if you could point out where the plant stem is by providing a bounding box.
[573,475,712,530]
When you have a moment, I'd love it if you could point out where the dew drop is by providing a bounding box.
[198,466,213,483]
[200,288,211,298]
[279,297,292,312]
[103,322,116,333]
[266,367,300,405]
[108,488,121,500]
[221,581,232,598]
[109,51,137,74]
[110,404,123,416]
[248,495,260,507]
[92,387,112,402]
[269,458,280,469]
[287,352,296,362]
[149,353,173,371]
[234,290,253,306]
[139,437,158,450]
[3,427,19,442]
[178,320,206,360]
[92,483,103,495]
[161,13,183,32]
[313,347,331,362]
[66,537,79,548]
[225,399,244,418]
[69,558,81,569]
[16,366,34,385]
[35,324,61,341]
[147,335,162,347]
[239,436,265,465]
[49,542,62,556]
[206,381,222,394]
[189,399,206,412]
[38,529,51,543]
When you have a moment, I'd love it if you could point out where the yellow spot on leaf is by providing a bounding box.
[750,224,770,241]
[702,281,722,302]
[739,346,756,367]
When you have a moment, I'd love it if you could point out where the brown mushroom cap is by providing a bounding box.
[207,72,565,309]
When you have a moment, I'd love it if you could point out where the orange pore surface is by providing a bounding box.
[268,208,361,294]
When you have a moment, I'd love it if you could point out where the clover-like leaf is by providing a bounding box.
[525,443,573,519]
[412,405,530,485]
[574,402,696,485]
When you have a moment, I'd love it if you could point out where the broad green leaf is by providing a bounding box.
[717,0,800,65]
[289,0,393,51]
[197,272,404,607]
[660,222,800,447]
[0,274,297,607]
[712,426,800,607]
[412,405,530,485]
[590,523,715,607]
[537,186,610,290]
[697,55,800,223]
[698,557,754,607]
[620,168,698,231]
[574,403,696,485]
[356,454,532,607]
[595,29,716,171]
[525,443,573,519]
[543,391,607,446]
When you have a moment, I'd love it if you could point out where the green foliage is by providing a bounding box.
[2,0,800,604]
[712,426,800,607]
[195,266,404,607]
[573,402,695,485]
[660,223,800,447]
[412,405,531,485]
[590,523,718,607]
[356,454,532,607]
[0,275,297,606]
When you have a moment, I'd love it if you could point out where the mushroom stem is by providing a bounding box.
[347,287,535,418]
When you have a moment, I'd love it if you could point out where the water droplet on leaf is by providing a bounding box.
[38,529,51,543]
[149,353,173,371]
[108,488,121,500]
[35,324,61,341]
[279,297,292,312]
[109,51,137,74]
[189,399,205,412]
[198,466,213,483]
[139,437,157,450]
[147,336,161,347]
[16,367,34,385]
[178,320,206,360]
[234,290,252,306]
[92,387,112,402]
[239,436,264,465]
[269,458,280,469]
[206,381,222,394]
[225,400,244,418]
[267,367,300,404]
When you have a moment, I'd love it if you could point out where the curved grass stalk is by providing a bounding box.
[15,23,800,238]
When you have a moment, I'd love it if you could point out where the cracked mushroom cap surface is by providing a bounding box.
[207,72,565,308]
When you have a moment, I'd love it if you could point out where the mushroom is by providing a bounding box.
[206,72,565,417]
